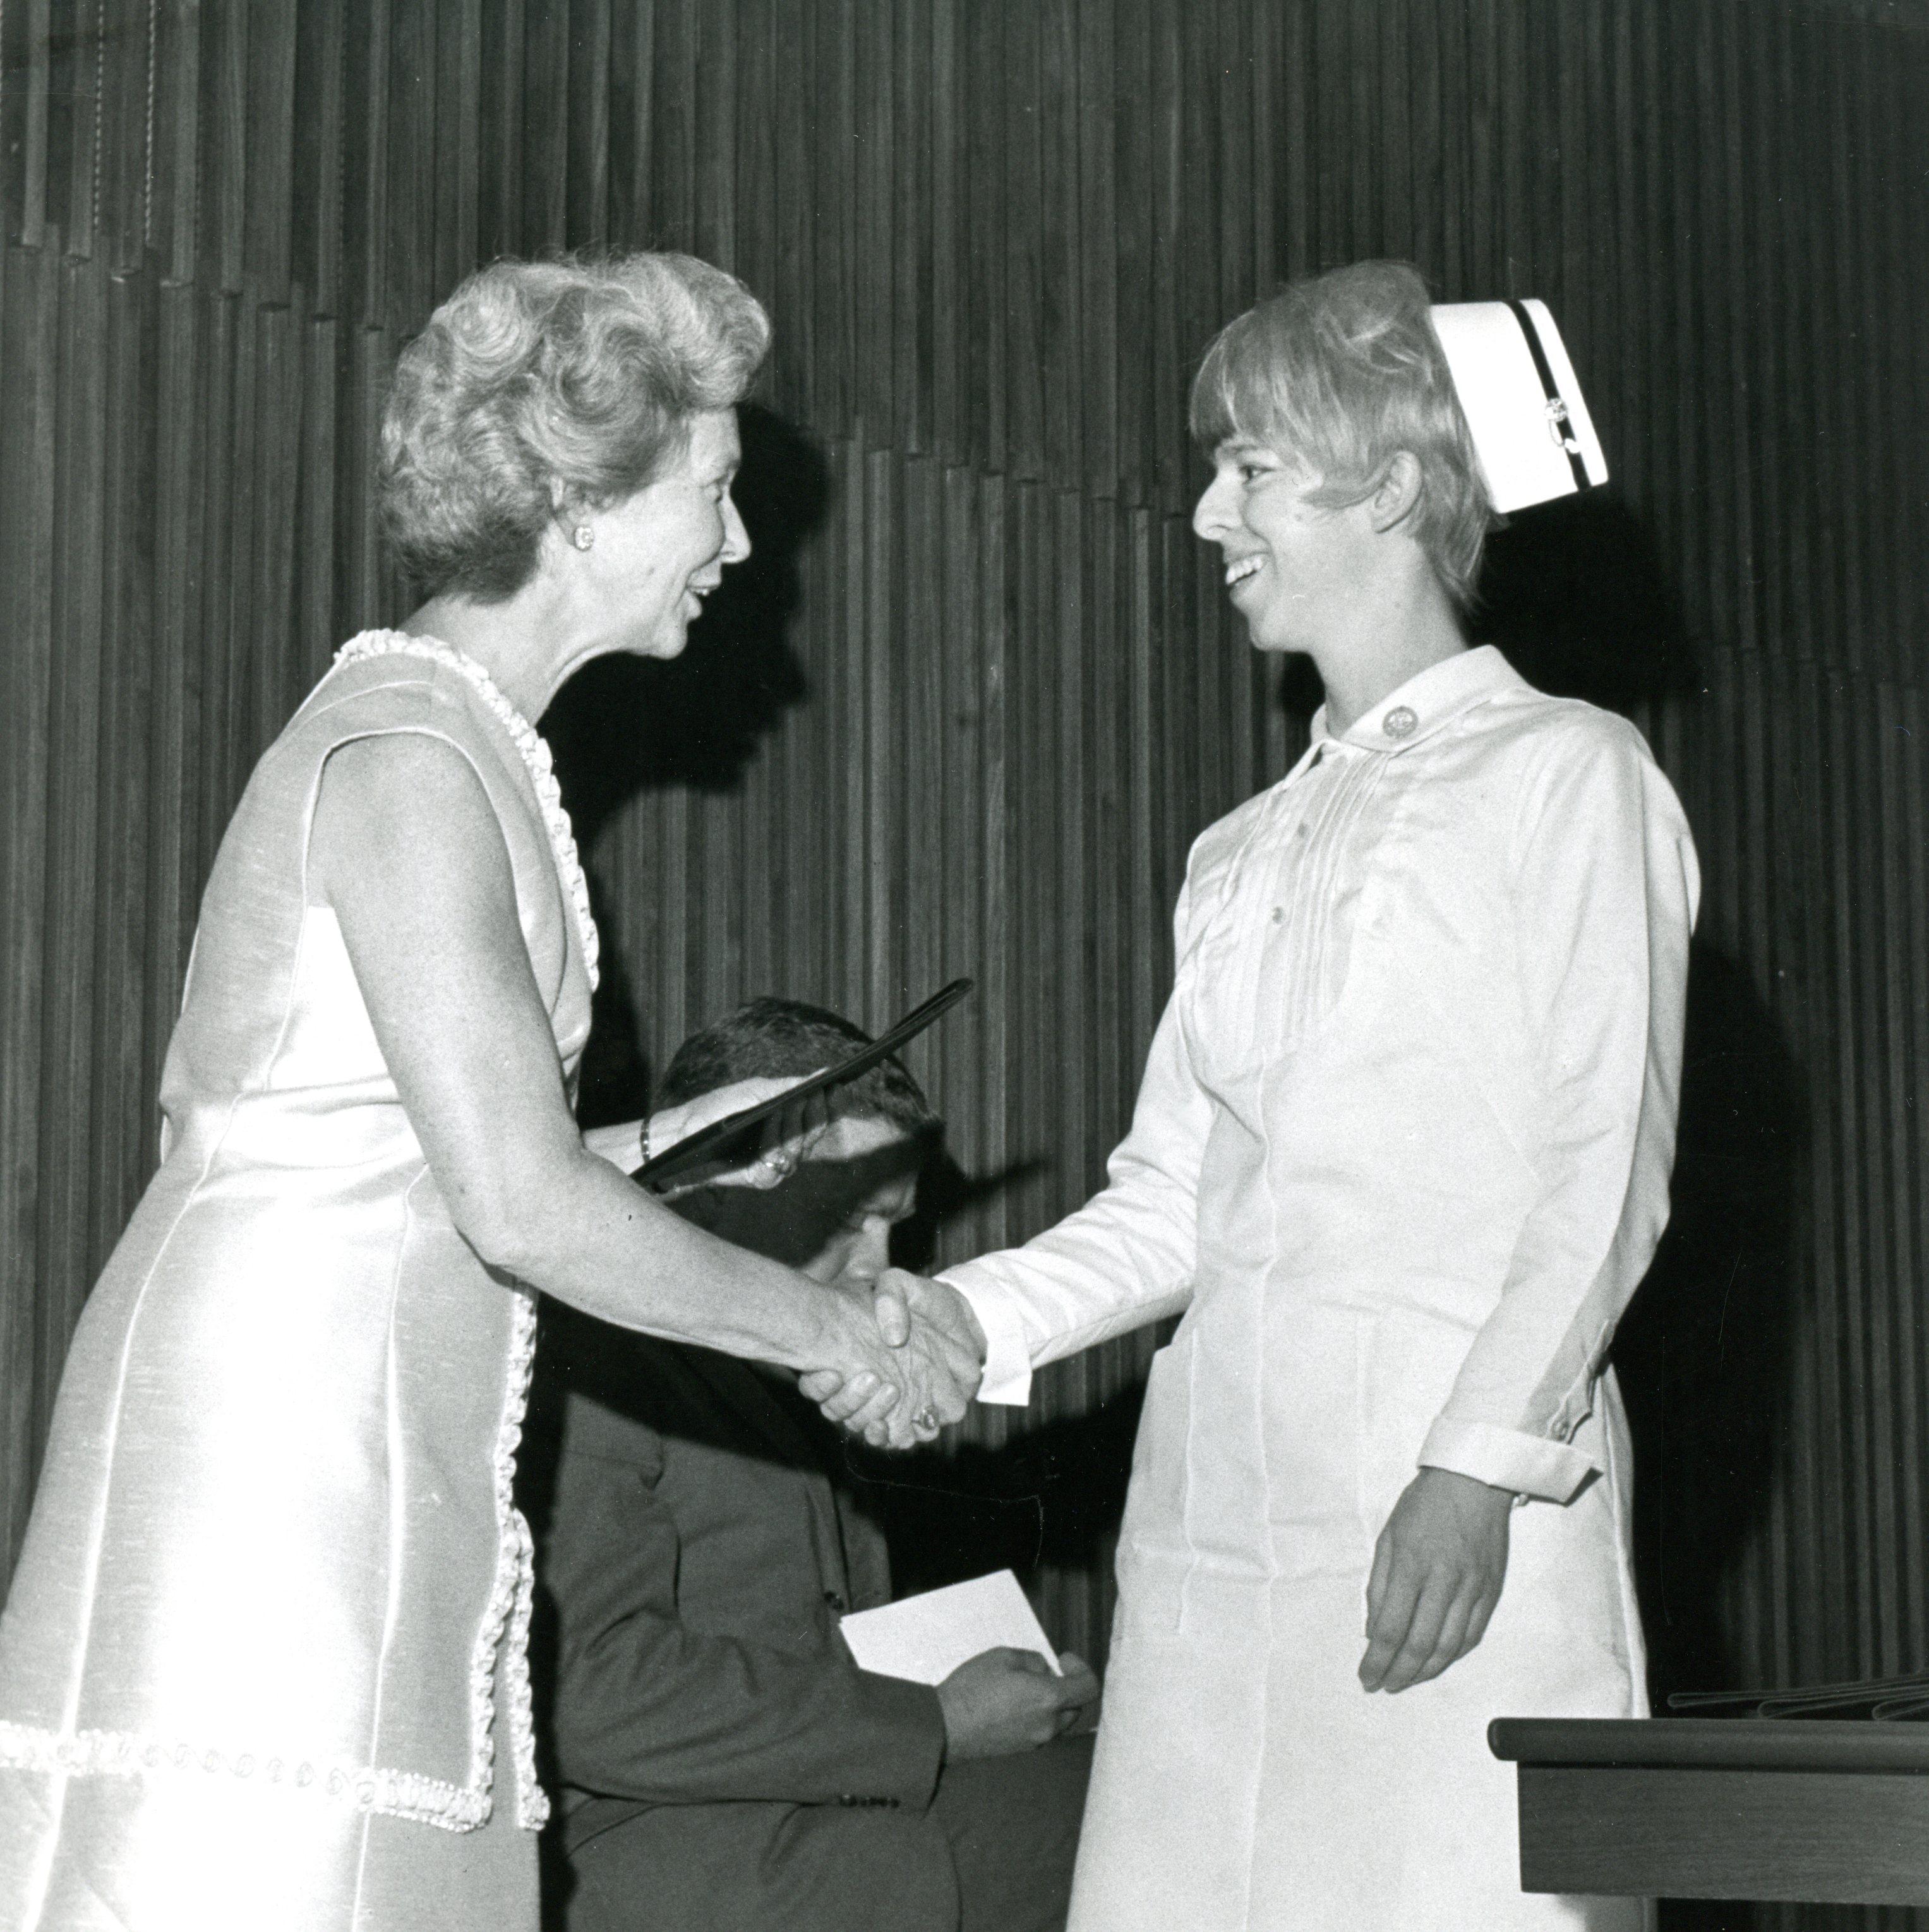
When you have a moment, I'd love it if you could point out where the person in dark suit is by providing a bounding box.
[523,997,1099,1932]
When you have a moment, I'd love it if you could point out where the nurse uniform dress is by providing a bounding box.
[945,647,1698,1932]
[0,633,597,1931]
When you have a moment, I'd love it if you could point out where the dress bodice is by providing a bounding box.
[0,638,594,1849]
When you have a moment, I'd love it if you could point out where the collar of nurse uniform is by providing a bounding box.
[1311,644,1531,755]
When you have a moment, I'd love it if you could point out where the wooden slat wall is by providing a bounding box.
[3,8,1928,1919]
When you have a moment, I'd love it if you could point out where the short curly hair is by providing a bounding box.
[379,252,772,601]
[1190,261,1493,608]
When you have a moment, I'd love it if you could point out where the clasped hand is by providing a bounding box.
[798,1269,987,1450]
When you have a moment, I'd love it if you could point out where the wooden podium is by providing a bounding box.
[1489,1717,1929,1905]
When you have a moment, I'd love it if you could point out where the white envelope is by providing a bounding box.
[839,1570,1061,1686]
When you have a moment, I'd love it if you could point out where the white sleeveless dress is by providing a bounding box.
[0,635,596,1931]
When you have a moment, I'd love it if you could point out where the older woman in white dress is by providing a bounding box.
[0,252,972,1932]
[830,261,1697,1929]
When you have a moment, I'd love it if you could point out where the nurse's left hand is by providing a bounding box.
[1359,1468,1513,1695]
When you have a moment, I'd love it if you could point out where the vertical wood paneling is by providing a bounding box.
[40,256,109,1353]
[564,0,611,249]
[4,15,1929,1924]
[90,267,157,1274]
[1,244,59,1554]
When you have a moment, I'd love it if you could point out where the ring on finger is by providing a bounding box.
[913,1406,939,1432]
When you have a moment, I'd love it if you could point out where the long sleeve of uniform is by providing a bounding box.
[1417,717,1699,1501]
[942,881,1215,1405]
[538,1430,946,1810]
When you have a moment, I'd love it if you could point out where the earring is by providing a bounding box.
[572,525,594,551]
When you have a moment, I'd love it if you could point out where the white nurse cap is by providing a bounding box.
[1427,299,1608,512]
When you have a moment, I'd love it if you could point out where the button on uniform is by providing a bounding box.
[1383,705,1419,741]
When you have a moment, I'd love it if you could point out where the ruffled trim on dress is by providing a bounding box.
[0,640,584,1835]
[328,632,565,1832]
[0,1719,488,1829]
[0,1287,553,1835]
[332,630,601,994]
[462,1282,551,1832]
[0,639,579,1837]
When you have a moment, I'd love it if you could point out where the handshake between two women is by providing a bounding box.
[635,1064,985,1449]
[798,1269,987,1450]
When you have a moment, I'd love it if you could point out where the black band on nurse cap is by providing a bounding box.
[1505,299,1591,495]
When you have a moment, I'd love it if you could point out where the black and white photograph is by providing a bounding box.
[0,4,1925,1929]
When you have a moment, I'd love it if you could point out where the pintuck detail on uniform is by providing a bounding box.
[949,645,1698,1932]
[1193,735,1391,1060]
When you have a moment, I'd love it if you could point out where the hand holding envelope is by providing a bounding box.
[840,1571,1102,1757]
[935,1648,1101,1758]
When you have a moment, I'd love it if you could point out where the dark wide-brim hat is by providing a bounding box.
[1429,299,1608,513]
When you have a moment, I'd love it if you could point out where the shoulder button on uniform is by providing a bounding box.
[1383,705,1419,741]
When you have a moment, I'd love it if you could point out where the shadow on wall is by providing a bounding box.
[1475,488,1810,1932]
[841,1384,1149,1605]
[545,402,832,1127]
[1475,488,1809,1679]
[1471,485,1700,711]
[1611,944,1805,1932]
[1615,944,1805,1695]
[1268,483,1700,722]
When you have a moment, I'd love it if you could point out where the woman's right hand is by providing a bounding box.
[801,1270,985,1447]
[806,1277,978,1450]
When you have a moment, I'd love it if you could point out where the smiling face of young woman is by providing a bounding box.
[1190,439,1384,660]
[580,407,750,661]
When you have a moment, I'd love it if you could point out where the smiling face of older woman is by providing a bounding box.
[380,253,771,611]
[570,408,751,661]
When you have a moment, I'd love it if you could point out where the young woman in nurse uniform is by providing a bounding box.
[841,261,1698,1929]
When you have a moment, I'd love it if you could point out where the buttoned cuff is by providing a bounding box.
[1418,1417,1599,1504]
[940,1273,1033,1406]
[839,1676,947,1811]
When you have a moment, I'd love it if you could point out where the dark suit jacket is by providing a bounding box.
[520,1301,948,1852]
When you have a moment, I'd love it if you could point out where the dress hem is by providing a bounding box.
[0,1718,490,1832]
